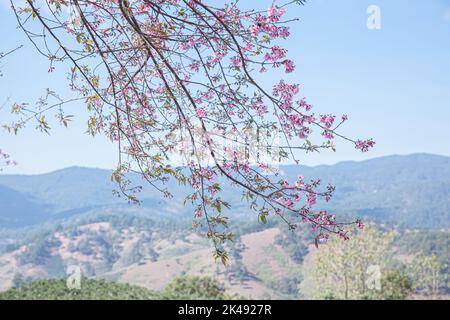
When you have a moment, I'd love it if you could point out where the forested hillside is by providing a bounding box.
[0,276,237,300]
[0,214,447,299]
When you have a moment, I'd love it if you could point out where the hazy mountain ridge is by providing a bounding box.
[1,153,449,229]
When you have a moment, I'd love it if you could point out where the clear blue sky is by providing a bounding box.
[1,0,450,174]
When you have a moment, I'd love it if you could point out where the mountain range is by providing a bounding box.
[0,153,449,229]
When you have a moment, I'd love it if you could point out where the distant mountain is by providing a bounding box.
[0,166,124,211]
[281,153,450,228]
[0,153,449,229]
[0,166,192,228]
[0,185,52,227]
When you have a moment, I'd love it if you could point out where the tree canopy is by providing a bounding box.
[0,276,236,300]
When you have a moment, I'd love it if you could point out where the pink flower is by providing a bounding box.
[307,192,317,206]
[258,162,268,170]
[284,198,294,208]
[194,209,203,218]
[357,220,365,230]
[256,105,267,116]
[267,6,286,22]
[231,56,241,67]
[243,163,250,175]
[295,175,304,188]
[322,130,334,140]
[196,108,207,118]
[279,27,290,38]
[264,46,287,62]
[189,61,199,72]
[139,4,151,13]
[297,99,312,111]
[339,230,350,241]
[267,6,278,18]
[320,115,335,129]
[249,25,261,37]
[283,60,295,73]
[355,139,375,152]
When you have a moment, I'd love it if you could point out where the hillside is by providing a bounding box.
[0,214,447,299]
[0,215,300,299]
[0,153,449,228]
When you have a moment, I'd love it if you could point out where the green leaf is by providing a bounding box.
[260,214,267,225]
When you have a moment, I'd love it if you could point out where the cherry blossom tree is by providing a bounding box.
[1,46,22,171]
[6,0,374,263]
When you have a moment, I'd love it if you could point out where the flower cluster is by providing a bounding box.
[355,139,376,152]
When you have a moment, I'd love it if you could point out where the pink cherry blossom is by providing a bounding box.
[355,139,376,152]
[283,60,295,73]
[196,108,207,118]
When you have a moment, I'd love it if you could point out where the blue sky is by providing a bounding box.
[1,0,450,174]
